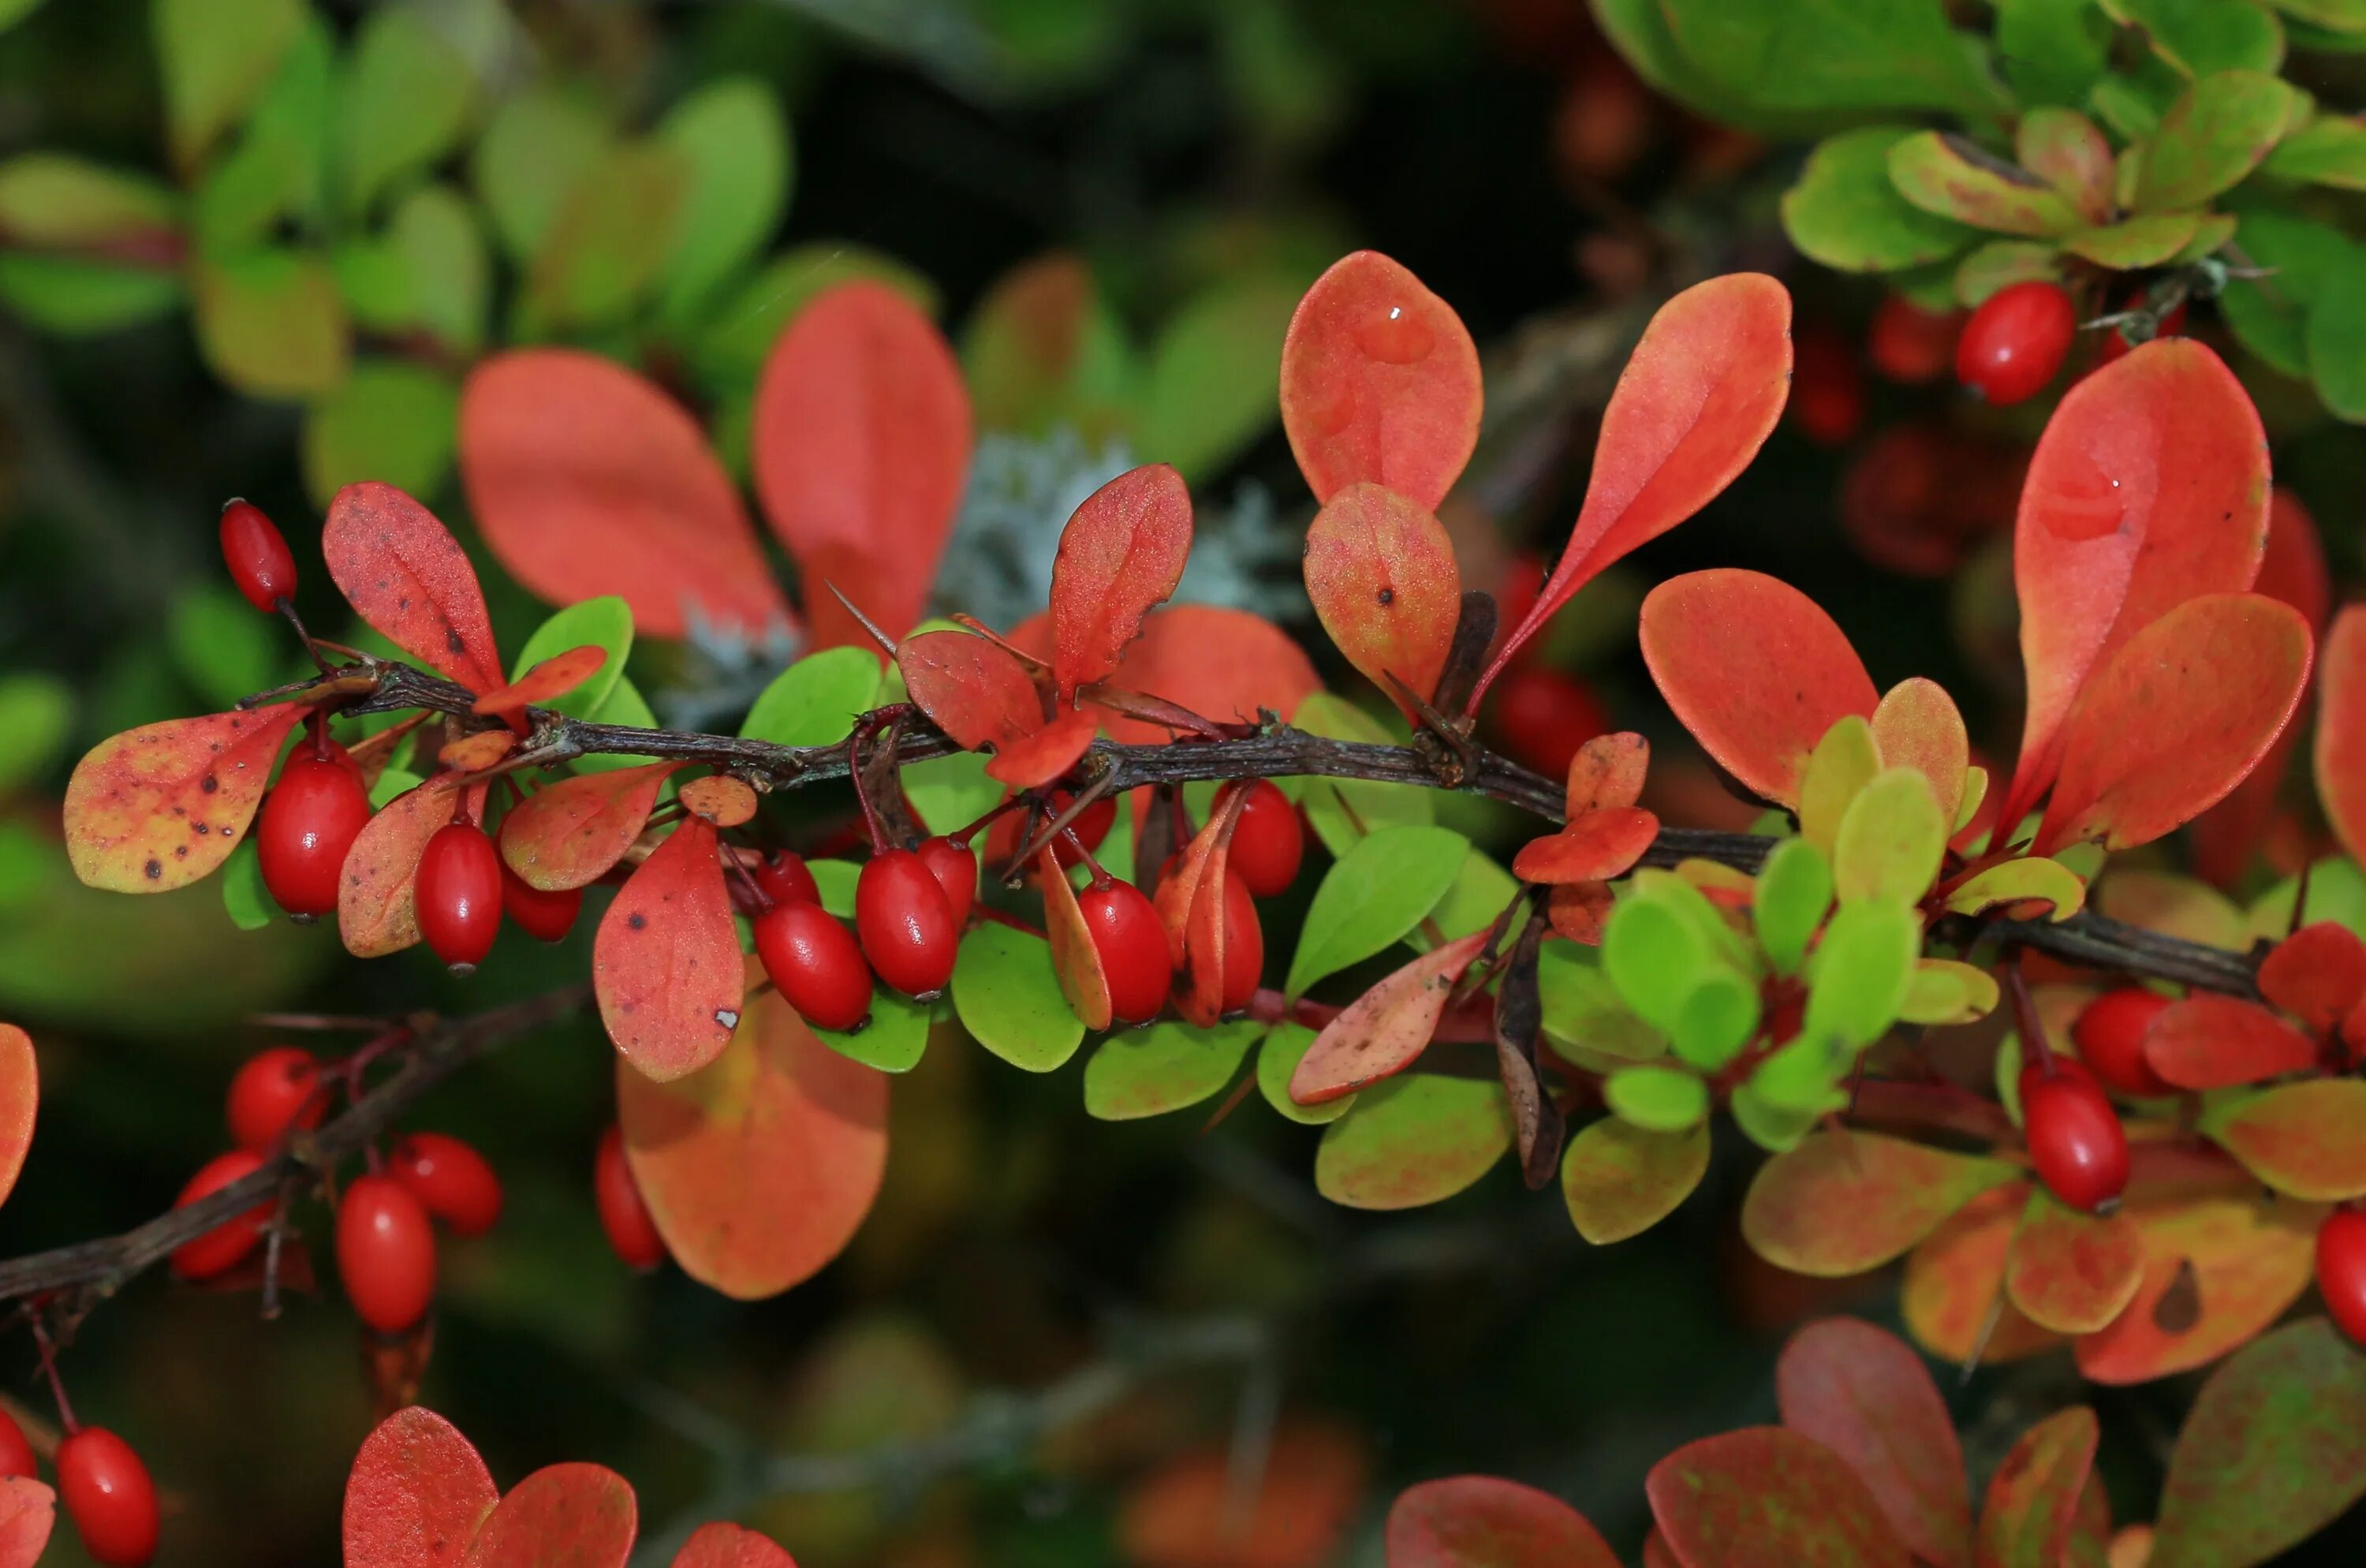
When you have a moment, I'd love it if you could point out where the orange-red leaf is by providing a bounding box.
[595,817,742,1081]
[1777,1318,1971,1568]
[1278,250,1480,511]
[1304,482,1463,717]
[1018,605,1323,745]
[0,1477,51,1568]
[464,1464,634,1568]
[677,776,757,829]
[1742,1131,2016,1277]
[752,283,972,648]
[340,778,487,958]
[2316,605,2366,867]
[2001,340,2269,827]
[1902,1185,2065,1368]
[1870,678,1969,827]
[2256,921,2366,1032]
[459,349,793,640]
[2075,1187,2321,1385]
[1647,1427,1912,1568]
[324,483,505,693]
[1049,463,1192,700]
[1640,570,1878,808]
[1289,931,1490,1104]
[984,709,1095,790]
[617,960,888,1299]
[1512,806,1658,886]
[2144,994,2318,1090]
[1155,786,1249,1027]
[1386,1476,1618,1568]
[1976,1408,2097,1568]
[2032,594,2312,855]
[63,703,304,892]
[1040,846,1112,1032]
[0,1025,32,1211]
[438,731,517,773]
[344,1407,498,1568]
[2006,1193,2145,1334]
[2200,1080,2366,1201]
[897,631,1043,752]
[1482,274,1792,700]
[670,1522,797,1568]
[1118,1421,1366,1568]
[471,647,609,725]
[498,763,681,892]
[1565,732,1648,816]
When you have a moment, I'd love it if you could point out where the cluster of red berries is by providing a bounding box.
[0,1407,157,1566]
[748,833,975,1030]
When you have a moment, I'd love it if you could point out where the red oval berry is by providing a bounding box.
[2070,987,2175,1098]
[226,1046,323,1153]
[752,901,874,1032]
[389,1132,503,1238]
[1077,880,1172,1024]
[1218,869,1263,1013]
[255,749,373,921]
[595,1125,666,1271]
[2019,1063,2129,1214]
[1228,781,1304,898]
[2316,1209,2366,1348]
[1788,325,1865,448]
[167,1149,271,1280]
[57,1427,159,1568]
[0,1407,36,1480]
[1957,281,2076,406]
[218,498,296,614]
[336,1172,438,1333]
[752,849,820,907]
[499,862,583,943]
[1485,666,1609,782]
[856,849,958,997]
[916,834,978,928]
[415,823,503,976]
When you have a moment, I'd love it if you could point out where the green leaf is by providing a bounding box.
[0,673,73,793]
[2218,207,2360,375]
[1955,237,2064,304]
[2060,211,2205,267]
[2306,275,2366,420]
[368,767,424,812]
[511,596,633,720]
[0,155,177,247]
[1420,846,1521,954]
[656,78,793,326]
[391,185,490,355]
[1886,133,2080,236]
[962,256,1135,438]
[300,360,458,509]
[518,142,688,334]
[1291,694,1433,856]
[330,237,413,332]
[192,248,349,399]
[1592,0,1823,133]
[1783,128,1982,271]
[1804,899,1918,1048]
[1996,0,2114,106]
[1602,898,1707,1036]
[1285,824,1468,995]
[471,87,610,264]
[0,255,183,334]
[153,0,304,167]
[1256,1022,1354,1125]
[219,834,273,931]
[2138,71,2305,210]
[1752,1032,1852,1115]
[0,0,49,30]
[1537,945,1665,1064]
[951,923,1085,1072]
[1135,274,1296,482]
[741,647,883,748]
[2263,112,2366,187]
[1658,0,2008,119]
[1755,837,1832,976]
[340,6,477,218]
[1560,1118,1709,1243]
[573,675,658,773]
[1833,767,1946,906]
[1942,856,2088,920]
[1670,969,1760,1072]
[1084,1020,1260,1120]
[808,859,858,919]
[166,584,278,708]
[812,989,930,1073]
[690,243,940,386]
[1799,715,1881,853]
[1731,1080,1824,1152]
[2199,1078,2366,1199]
[903,751,1003,842]
[1605,1064,1710,1133]
[1314,1073,1511,1210]
[2103,0,2287,76]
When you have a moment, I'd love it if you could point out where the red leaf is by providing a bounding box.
[1511,806,1658,886]
[2316,605,2366,868]
[671,1522,797,1568]
[2032,594,2312,855]
[616,960,888,1298]
[595,817,743,1081]
[1999,339,2268,828]
[897,631,1043,752]
[1156,786,1249,1027]
[1647,1427,1913,1568]
[1015,605,1322,745]
[2144,995,2318,1089]
[340,778,489,958]
[2257,921,2366,1032]
[459,350,793,640]
[464,1463,635,1568]
[1303,483,1464,717]
[752,283,972,646]
[1049,463,1193,700]
[1481,273,1792,700]
[1289,932,1491,1104]
[984,709,1097,790]
[63,703,304,892]
[324,483,505,694]
[1278,250,1481,510]
[1976,1409,2096,1568]
[1564,732,1648,816]
[1776,1318,1972,1568]
[0,1477,52,1568]
[2006,1194,2145,1334]
[1039,846,1113,1031]
[1386,1476,1618,1568]
[1639,569,1878,808]
[0,1025,33,1211]
[471,647,609,726]
[344,1407,498,1568]
[498,763,680,891]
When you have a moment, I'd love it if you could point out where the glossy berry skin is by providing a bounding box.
[753,902,874,1032]
[0,1407,36,1479]
[167,1149,271,1280]
[415,823,503,975]
[916,835,978,928]
[1957,281,2076,405]
[256,749,373,921]
[1229,781,1304,898]
[2316,1209,2366,1348]
[390,1132,503,1237]
[2019,1063,2129,1214]
[57,1427,159,1568]
[336,1173,438,1334]
[2071,987,2176,1097]
[499,863,582,943]
[1486,666,1610,782]
[1218,870,1263,1013]
[1077,881,1172,1024]
[856,849,958,997]
[752,850,820,907]
[218,498,296,613]
[226,1046,323,1152]
[1868,295,1961,384]
[595,1125,666,1271]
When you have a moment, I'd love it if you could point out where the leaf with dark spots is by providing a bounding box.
[1492,913,1560,1190]
[1048,462,1192,700]
[595,816,742,1081]
[499,763,681,891]
[64,703,305,892]
[1562,732,1648,816]
[1289,931,1489,1104]
[2075,1188,2322,1385]
[324,482,505,693]
[1303,482,1463,719]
